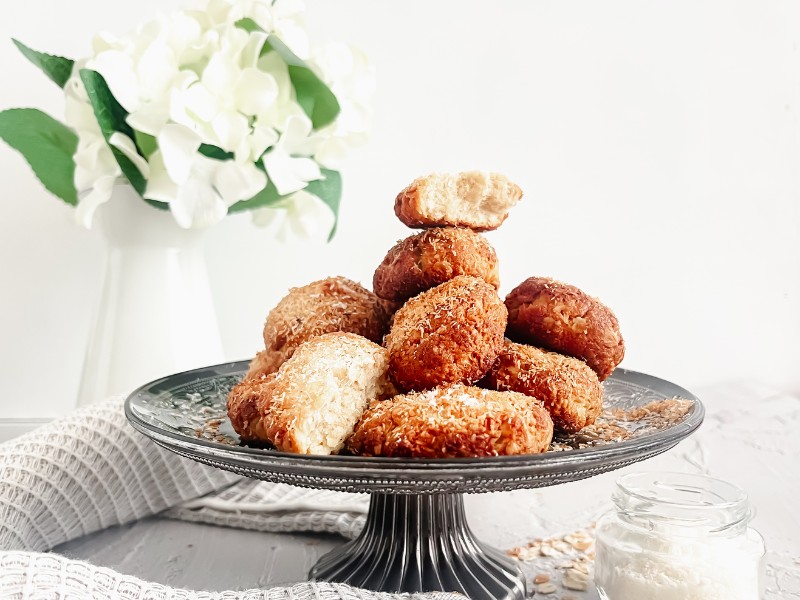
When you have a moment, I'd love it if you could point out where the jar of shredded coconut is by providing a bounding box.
[595,472,765,600]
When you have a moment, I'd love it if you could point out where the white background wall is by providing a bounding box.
[1,0,799,423]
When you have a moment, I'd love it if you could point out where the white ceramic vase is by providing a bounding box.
[76,185,225,406]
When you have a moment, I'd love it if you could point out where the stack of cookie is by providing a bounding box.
[228,172,625,458]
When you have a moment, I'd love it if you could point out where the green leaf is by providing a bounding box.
[265,36,340,130]
[228,176,282,213]
[0,108,78,205]
[234,17,263,34]
[13,39,74,88]
[79,69,147,196]
[234,21,341,131]
[198,143,234,161]
[134,131,157,159]
[145,199,169,211]
[228,168,342,241]
[306,169,342,241]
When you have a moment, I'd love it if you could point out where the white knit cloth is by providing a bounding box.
[164,479,367,539]
[1,553,456,600]
[0,398,460,600]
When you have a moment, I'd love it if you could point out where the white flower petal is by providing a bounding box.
[251,205,285,229]
[109,132,150,179]
[64,94,100,135]
[310,42,353,82]
[144,151,180,203]
[87,50,140,112]
[178,83,220,122]
[313,136,348,170]
[136,40,179,100]
[74,137,120,192]
[274,0,306,19]
[280,114,320,156]
[275,21,310,59]
[126,100,171,136]
[212,160,267,206]
[170,174,228,229]
[202,51,238,92]
[235,67,278,116]
[64,66,90,103]
[162,12,203,57]
[258,52,292,102]
[75,174,117,229]
[157,124,202,183]
[281,113,313,144]
[181,29,220,68]
[262,149,321,196]
[188,0,231,27]
[241,31,269,68]
[92,31,121,55]
[285,189,334,239]
[249,124,279,161]
[208,111,249,151]
[271,0,309,58]
[233,137,252,164]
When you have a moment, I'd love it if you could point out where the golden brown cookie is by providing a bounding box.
[394,172,523,231]
[255,277,390,378]
[385,275,507,391]
[347,385,554,458]
[227,374,277,442]
[505,277,624,381]
[263,332,392,455]
[373,227,500,302]
[482,340,603,433]
[246,349,282,380]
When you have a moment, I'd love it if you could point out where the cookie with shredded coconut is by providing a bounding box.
[385,275,507,391]
[246,349,283,380]
[482,340,603,433]
[505,277,624,381]
[347,385,554,457]
[394,172,523,231]
[373,227,500,302]
[227,373,277,442]
[263,332,393,455]
[248,276,390,379]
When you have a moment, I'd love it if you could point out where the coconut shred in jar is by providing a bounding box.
[594,472,765,600]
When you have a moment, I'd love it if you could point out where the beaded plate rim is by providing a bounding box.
[124,362,704,473]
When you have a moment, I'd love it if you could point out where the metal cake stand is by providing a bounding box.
[125,363,704,600]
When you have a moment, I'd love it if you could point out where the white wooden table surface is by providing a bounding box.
[55,382,800,599]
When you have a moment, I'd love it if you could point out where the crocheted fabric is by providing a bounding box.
[0,553,459,600]
[0,397,460,600]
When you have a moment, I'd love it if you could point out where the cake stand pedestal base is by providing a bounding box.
[310,493,526,600]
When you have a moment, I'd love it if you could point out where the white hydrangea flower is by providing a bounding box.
[88,30,182,137]
[255,51,306,131]
[64,62,122,228]
[169,26,280,157]
[59,0,372,236]
[262,114,322,195]
[307,43,375,169]
[186,0,309,58]
[146,124,267,228]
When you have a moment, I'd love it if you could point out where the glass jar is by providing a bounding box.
[595,472,765,600]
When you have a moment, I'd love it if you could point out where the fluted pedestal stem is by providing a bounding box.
[310,493,526,600]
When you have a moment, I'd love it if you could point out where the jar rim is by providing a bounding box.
[617,471,748,509]
[614,472,752,534]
